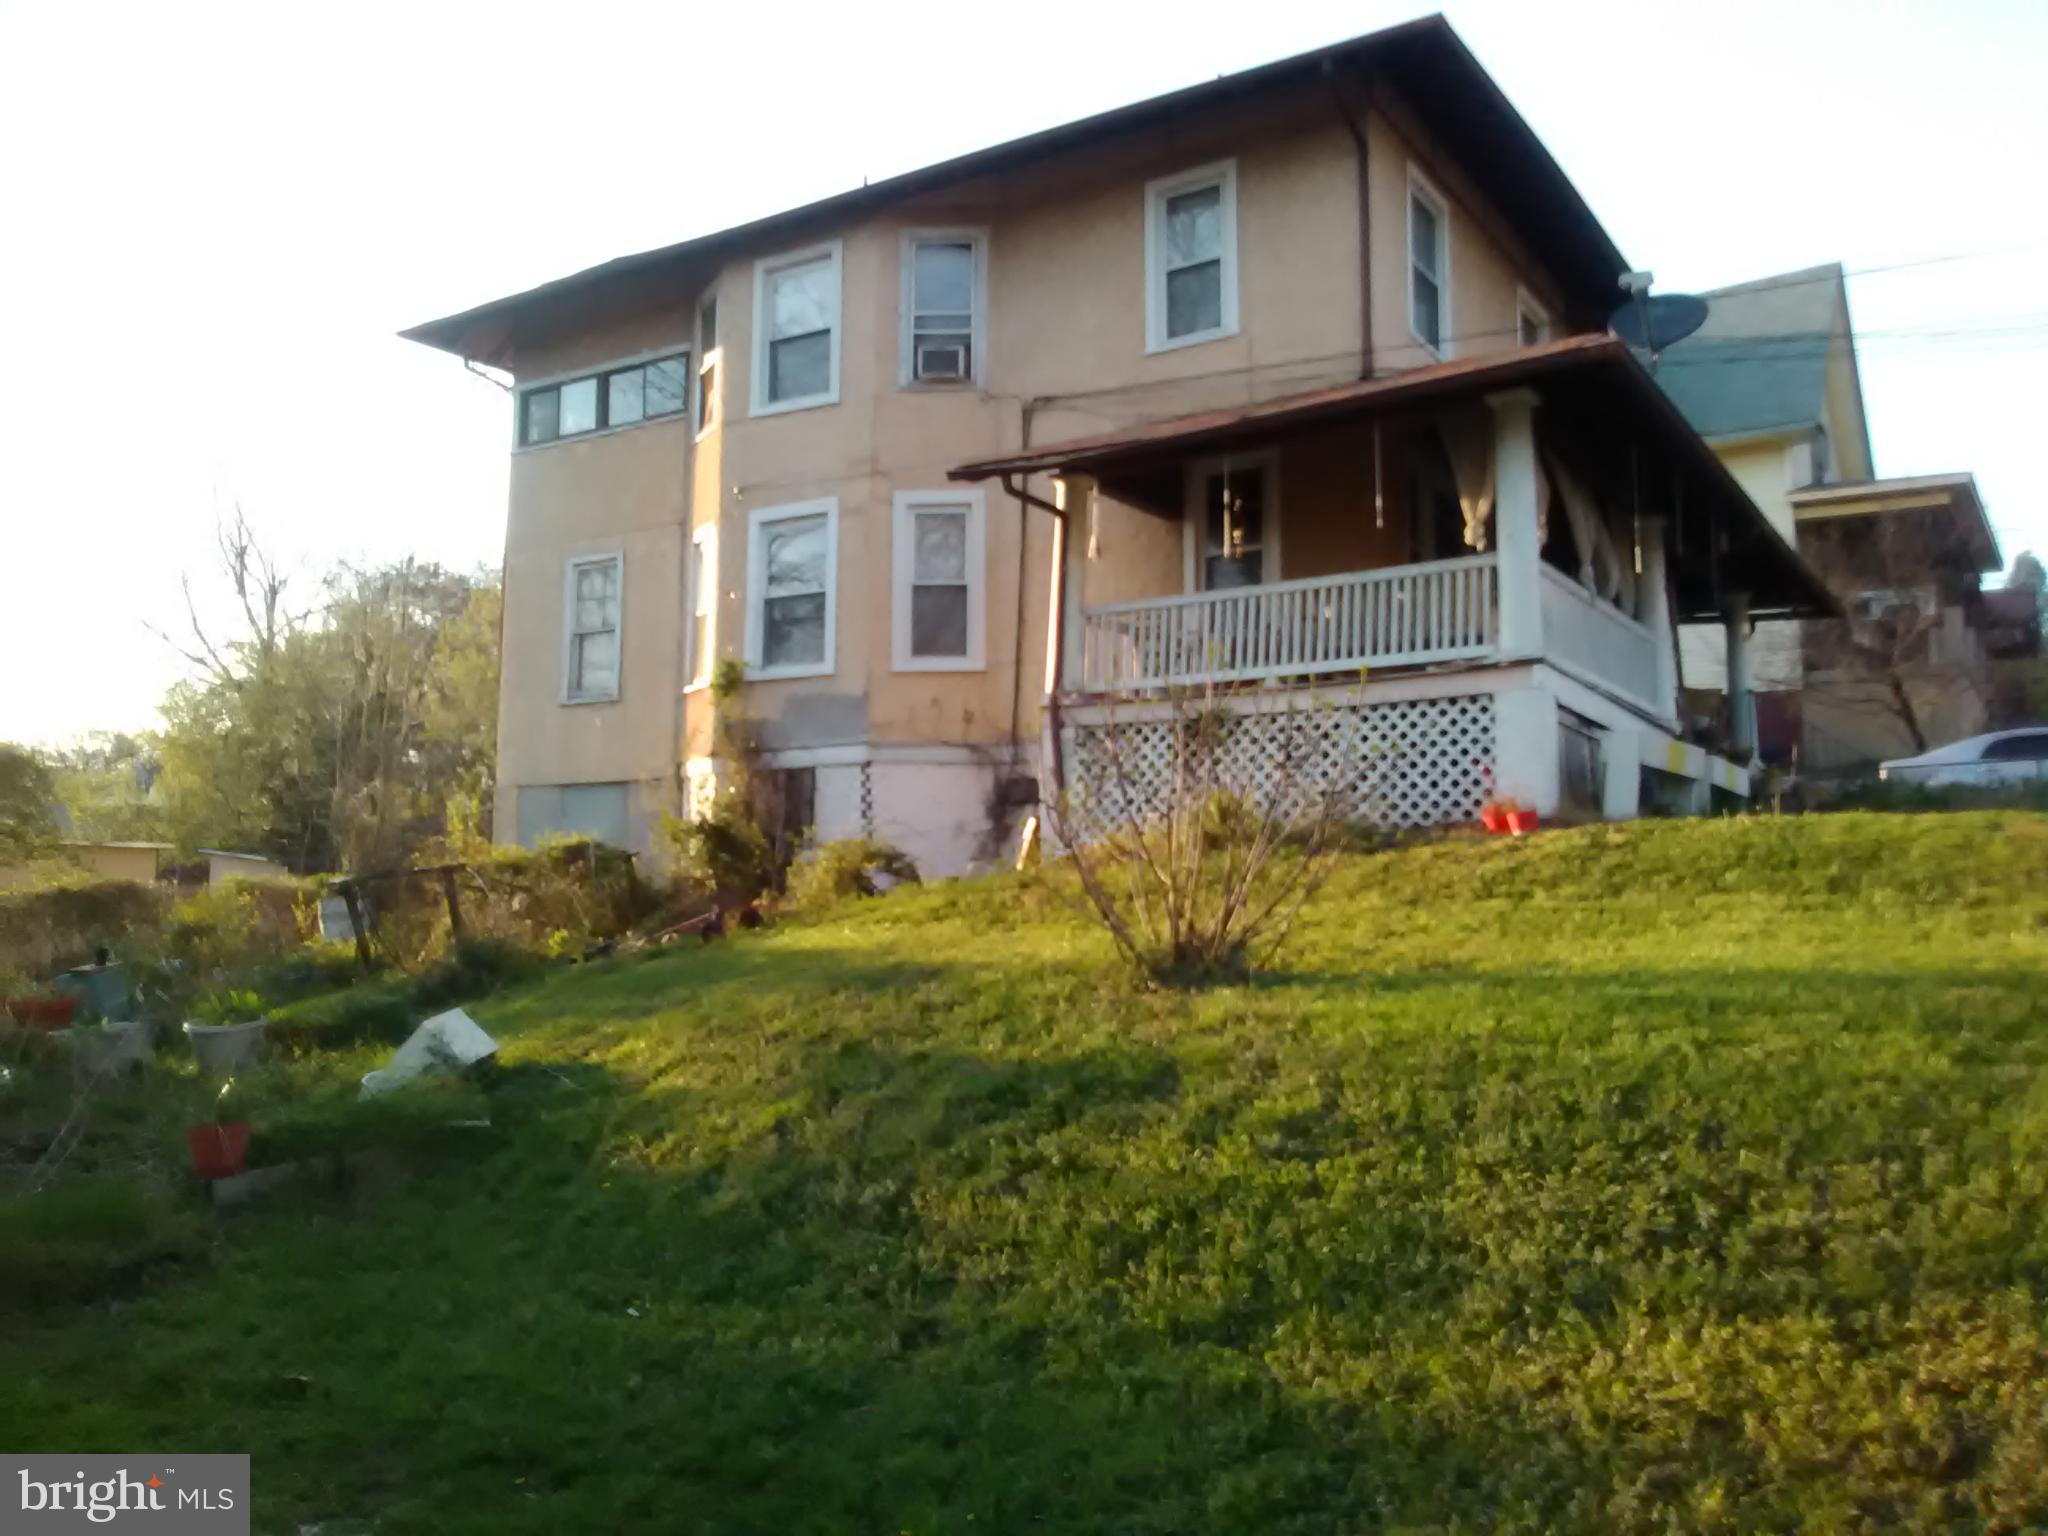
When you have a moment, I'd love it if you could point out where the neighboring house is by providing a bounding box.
[402,15,1830,871]
[1658,265,2002,773]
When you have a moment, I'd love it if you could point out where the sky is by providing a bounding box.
[3,0,2044,747]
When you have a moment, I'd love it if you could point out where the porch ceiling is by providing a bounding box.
[950,335,1839,622]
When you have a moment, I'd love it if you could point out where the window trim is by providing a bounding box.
[743,497,839,681]
[1406,164,1452,359]
[1180,452,1282,593]
[516,347,691,451]
[685,524,718,692]
[1515,287,1551,348]
[891,489,987,672]
[1144,159,1240,354]
[560,551,625,706]
[897,228,990,389]
[750,241,844,418]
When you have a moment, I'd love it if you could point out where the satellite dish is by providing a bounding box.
[1609,292,1710,352]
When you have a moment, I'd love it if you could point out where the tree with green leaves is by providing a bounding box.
[0,743,61,858]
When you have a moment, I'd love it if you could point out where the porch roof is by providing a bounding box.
[949,335,1838,622]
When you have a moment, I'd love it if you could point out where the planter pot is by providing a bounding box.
[183,1019,268,1076]
[1479,805,1509,834]
[57,1019,156,1075]
[1505,809,1541,836]
[4,996,79,1031]
[187,1121,252,1180]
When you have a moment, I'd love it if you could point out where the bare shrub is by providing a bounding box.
[1048,678,1387,985]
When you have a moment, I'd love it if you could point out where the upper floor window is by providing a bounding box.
[1516,288,1551,348]
[1145,160,1239,353]
[892,490,986,671]
[695,291,719,434]
[900,231,987,386]
[752,243,842,415]
[1408,168,1450,356]
[522,354,688,446]
[745,498,838,679]
[563,553,623,703]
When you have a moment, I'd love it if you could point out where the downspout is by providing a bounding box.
[1324,60,1375,379]
[1001,468,1070,797]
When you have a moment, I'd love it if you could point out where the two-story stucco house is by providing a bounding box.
[401,15,1831,873]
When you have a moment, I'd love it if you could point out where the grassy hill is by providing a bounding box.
[6,813,2048,1532]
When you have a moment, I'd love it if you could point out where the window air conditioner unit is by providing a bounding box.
[916,342,969,382]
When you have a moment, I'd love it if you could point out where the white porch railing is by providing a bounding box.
[1537,564,1660,708]
[1079,554,1498,691]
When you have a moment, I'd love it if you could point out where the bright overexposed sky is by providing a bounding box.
[3,0,2044,746]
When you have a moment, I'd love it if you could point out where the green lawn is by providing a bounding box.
[6,814,2048,1532]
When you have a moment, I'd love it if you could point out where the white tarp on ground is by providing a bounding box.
[360,1008,498,1098]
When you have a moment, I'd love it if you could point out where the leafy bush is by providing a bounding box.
[0,877,171,977]
[664,807,775,907]
[785,837,920,914]
[410,935,543,1010]
[163,878,313,978]
[190,987,265,1026]
[360,840,655,970]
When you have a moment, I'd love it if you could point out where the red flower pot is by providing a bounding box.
[1505,809,1540,836]
[4,996,78,1030]
[188,1122,252,1180]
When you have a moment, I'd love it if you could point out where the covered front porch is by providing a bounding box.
[953,336,1832,824]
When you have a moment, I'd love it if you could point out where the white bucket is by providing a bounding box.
[58,1019,157,1075]
[183,1018,268,1076]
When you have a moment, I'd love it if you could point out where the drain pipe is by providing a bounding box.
[1323,59,1376,379]
[1001,468,1071,798]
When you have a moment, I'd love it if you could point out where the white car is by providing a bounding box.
[1879,727,2048,787]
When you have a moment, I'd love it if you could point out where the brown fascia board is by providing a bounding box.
[398,14,1625,364]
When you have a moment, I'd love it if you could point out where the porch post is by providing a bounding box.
[1485,387,1543,660]
[1053,475,1091,693]
[1723,589,1755,760]
[1636,514,1678,721]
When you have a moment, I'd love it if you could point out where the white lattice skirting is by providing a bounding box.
[1066,693,1497,833]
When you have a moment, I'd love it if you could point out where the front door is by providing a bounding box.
[1198,463,1268,589]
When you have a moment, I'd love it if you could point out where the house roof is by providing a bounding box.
[950,334,1837,621]
[1653,263,1850,441]
[1789,473,2001,573]
[399,15,1626,366]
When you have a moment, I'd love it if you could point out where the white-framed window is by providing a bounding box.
[898,230,988,387]
[695,290,719,435]
[891,490,987,671]
[1181,455,1279,592]
[562,552,623,704]
[750,242,842,416]
[1144,159,1239,353]
[521,351,689,447]
[744,498,838,679]
[1516,288,1551,348]
[1407,167,1450,356]
[686,525,717,690]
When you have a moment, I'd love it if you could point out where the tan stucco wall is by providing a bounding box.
[491,81,1574,845]
[73,845,162,883]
